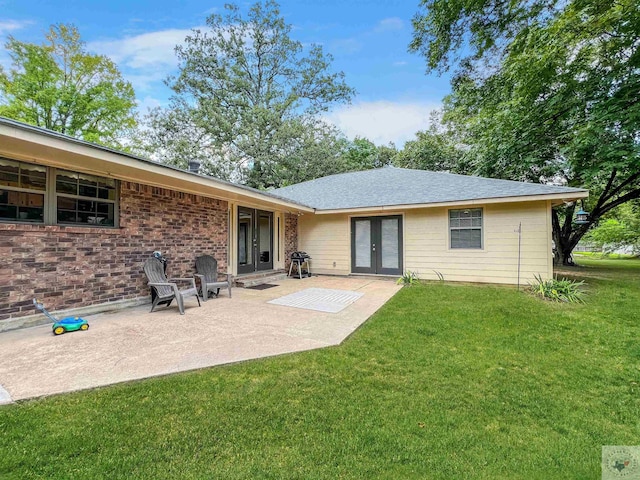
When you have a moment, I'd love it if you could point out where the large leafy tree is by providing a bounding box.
[146,0,354,188]
[342,137,396,171]
[134,105,241,181]
[0,24,137,148]
[411,0,640,264]
[269,120,350,187]
[584,202,640,255]
[394,126,467,173]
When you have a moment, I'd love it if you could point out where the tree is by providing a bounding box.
[394,127,467,173]
[148,0,354,188]
[341,137,396,171]
[411,0,640,264]
[134,105,241,181]
[376,144,398,169]
[0,24,137,148]
[584,202,640,255]
[270,120,350,187]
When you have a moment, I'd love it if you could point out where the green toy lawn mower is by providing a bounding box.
[33,299,89,335]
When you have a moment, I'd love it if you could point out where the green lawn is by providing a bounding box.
[1,258,639,479]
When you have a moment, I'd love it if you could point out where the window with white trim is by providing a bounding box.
[449,208,483,249]
[0,156,118,227]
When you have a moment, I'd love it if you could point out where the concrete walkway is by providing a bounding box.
[0,276,400,403]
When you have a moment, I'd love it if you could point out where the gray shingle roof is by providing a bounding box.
[271,167,587,210]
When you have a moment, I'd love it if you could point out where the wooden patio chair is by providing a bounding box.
[195,255,232,301]
[143,257,201,315]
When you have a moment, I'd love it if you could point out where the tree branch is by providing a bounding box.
[598,187,640,217]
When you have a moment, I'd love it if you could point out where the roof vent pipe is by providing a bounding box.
[187,160,201,174]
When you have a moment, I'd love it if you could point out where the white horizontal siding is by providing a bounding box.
[297,201,553,285]
[298,213,351,275]
[403,202,552,284]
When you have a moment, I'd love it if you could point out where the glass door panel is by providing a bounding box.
[355,220,372,269]
[380,218,400,270]
[237,208,255,274]
[257,210,273,271]
[238,208,273,274]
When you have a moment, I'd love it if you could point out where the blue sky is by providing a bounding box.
[0,0,452,146]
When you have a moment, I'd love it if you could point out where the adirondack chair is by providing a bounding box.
[143,257,201,315]
[195,255,232,300]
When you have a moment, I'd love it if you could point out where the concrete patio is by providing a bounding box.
[0,276,400,403]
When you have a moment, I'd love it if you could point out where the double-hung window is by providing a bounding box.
[0,158,46,223]
[56,170,116,226]
[0,156,118,227]
[449,208,483,249]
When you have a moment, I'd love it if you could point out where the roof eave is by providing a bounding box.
[312,191,589,214]
[0,119,313,213]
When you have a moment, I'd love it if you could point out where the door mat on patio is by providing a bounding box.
[267,288,364,313]
[245,284,278,290]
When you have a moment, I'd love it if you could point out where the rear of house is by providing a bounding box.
[0,118,310,331]
[1,118,587,331]
[272,168,587,284]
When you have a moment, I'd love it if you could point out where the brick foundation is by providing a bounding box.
[0,181,228,322]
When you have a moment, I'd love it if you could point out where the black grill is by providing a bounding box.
[291,251,311,261]
[289,251,311,278]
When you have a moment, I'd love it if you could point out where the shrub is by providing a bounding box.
[529,274,586,303]
[397,270,420,286]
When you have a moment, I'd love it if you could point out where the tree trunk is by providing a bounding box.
[551,205,595,266]
[554,243,575,266]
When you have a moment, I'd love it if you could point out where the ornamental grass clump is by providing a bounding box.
[529,274,586,303]
[397,270,420,286]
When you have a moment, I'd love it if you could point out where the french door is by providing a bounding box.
[237,207,273,274]
[351,215,403,275]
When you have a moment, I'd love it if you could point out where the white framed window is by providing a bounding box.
[0,156,118,227]
[449,208,483,249]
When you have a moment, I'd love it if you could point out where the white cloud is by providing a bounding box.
[393,61,408,67]
[329,37,363,55]
[87,27,206,93]
[136,96,163,115]
[0,19,31,35]
[375,17,404,32]
[88,28,198,69]
[0,19,34,70]
[324,100,441,146]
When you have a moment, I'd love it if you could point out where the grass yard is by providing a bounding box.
[1,258,639,479]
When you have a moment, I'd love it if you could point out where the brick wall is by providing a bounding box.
[0,181,228,322]
[284,213,298,271]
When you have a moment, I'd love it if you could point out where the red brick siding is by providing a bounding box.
[284,213,298,271]
[0,181,228,321]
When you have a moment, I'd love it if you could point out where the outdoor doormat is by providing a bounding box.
[268,288,364,313]
[245,284,278,290]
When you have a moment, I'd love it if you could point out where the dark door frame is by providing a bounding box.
[237,207,274,274]
[350,215,403,275]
